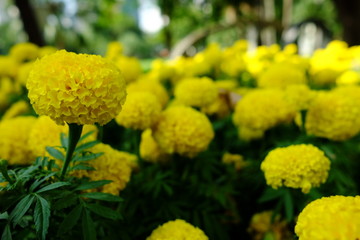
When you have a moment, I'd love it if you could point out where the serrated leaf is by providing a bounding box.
[81,192,122,202]
[258,188,283,203]
[46,147,65,161]
[1,224,12,240]
[70,164,95,171]
[10,194,35,226]
[75,141,100,153]
[79,131,95,143]
[85,203,122,220]
[53,194,79,210]
[75,180,112,191]
[29,172,58,192]
[34,195,50,240]
[82,209,97,240]
[73,152,104,162]
[36,182,70,193]
[60,133,69,149]
[0,212,9,220]
[58,205,83,234]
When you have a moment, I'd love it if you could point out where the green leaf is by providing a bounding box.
[82,209,97,240]
[1,224,12,240]
[75,141,100,153]
[85,203,122,220]
[53,193,79,211]
[73,152,104,162]
[29,172,58,192]
[283,190,294,222]
[79,131,95,143]
[258,188,283,203]
[70,164,95,171]
[0,212,9,220]
[46,146,65,161]
[10,194,35,226]
[81,192,122,202]
[36,182,70,193]
[34,195,50,240]
[75,180,112,191]
[58,205,83,235]
[60,133,69,149]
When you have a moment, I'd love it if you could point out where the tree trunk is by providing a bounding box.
[333,0,360,46]
[14,0,45,46]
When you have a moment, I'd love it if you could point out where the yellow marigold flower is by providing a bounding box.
[305,90,360,141]
[73,143,135,195]
[26,50,127,125]
[150,59,175,81]
[232,89,296,137]
[115,91,161,130]
[174,77,218,107]
[28,116,97,158]
[9,42,39,63]
[201,93,231,118]
[114,55,142,83]
[38,46,57,58]
[257,62,307,88]
[16,62,34,86]
[2,100,30,120]
[0,77,22,110]
[295,195,360,240]
[147,219,208,240]
[237,126,265,141]
[0,56,18,78]
[284,84,317,111]
[336,70,360,85]
[152,106,214,158]
[127,77,169,108]
[248,211,291,240]
[0,116,37,165]
[222,152,247,171]
[260,144,330,193]
[105,41,123,61]
[140,129,169,163]
[214,79,238,91]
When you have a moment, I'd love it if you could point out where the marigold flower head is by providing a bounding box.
[336,70,360,86]
[257,62,307,88]
[283,84,317,111]
[149,59,175,81]
[105,41,123,61]
[9,42,39,63]
[232,89,296,137]
[295,195,360,240]
[305,90,360,140]
[260,144,330,193]
[2,100,30,120]
[174,77,218,107]
[140,129,170,163]
[201,93,231,118]
[73,143,135,195]
[0,56,18,78]
[237,126,265,141]
[222,152,247,171]
[16,62,34,86]
[147,219,208,240]
[152,106,214,158]
[114,55,142,83]
[26,50,127,125]
[115,91,161,130]
[0,77,22,110]
[0,116,37,165]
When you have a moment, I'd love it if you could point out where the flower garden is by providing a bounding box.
[0,40,360,239]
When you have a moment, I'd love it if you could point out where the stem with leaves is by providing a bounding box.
[60,123,83,180]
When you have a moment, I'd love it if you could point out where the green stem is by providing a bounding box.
[0,160,14,184]
[60,123,83,180]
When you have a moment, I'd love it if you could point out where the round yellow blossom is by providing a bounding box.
[105,41,123,61]
[28,116,98,158]
[147,219,208,240]
[2,100,30,120]
[9,42,39,63]
[260,144,330,193]
[26,50,127,125]
[152,106,214,158]
[0,116,37,165]
[283,84,317,111]
[140,129,169,163]
[237,126,265,141]
[201,93,231,118]
[115,91,161,130]
[295,195,360,240]
[127,78,169,108]
[305,90,360,140]
[114,55,142,83]
[150,59,175,81]
[232,89,296,138]
[222,152,247,171]
[214,79,238,91]
[73,143,135,195]
[336,70,360,85]
[0,56,18,78]
[0,77,22,110]
[174,77,218,107]
[16,62,34,86]
[257,62,307,88]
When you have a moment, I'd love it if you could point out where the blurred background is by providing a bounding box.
[0,0,357,58]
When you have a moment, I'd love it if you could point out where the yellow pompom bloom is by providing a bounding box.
[147,219,208,240]
[28,116,97,158]
[174,77,218,107]
[2,100,30,120]
[140,129,169,163]
[9,42,39,63]
[152,106,214,158]
[26,50,127,125]
[295,195,360,240]
[0,77,22,110]
[233,89,296,139]
[336,70,360,85]
[73,143,135,195]
[261,144,330,193]
[284,84,317,111]
[201,93,231,118]
[115,91,161,130]
[0,116,37,165]
[237,126,265,141]
[305,90,360,141]
[149,59,175,81]
[16,62,34,86]
[0,56,18,78]
[257,62,307,88]
[114,55,142,83]
[127,77,169,108]
[105,41,123,61]
[222,152,247,171]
